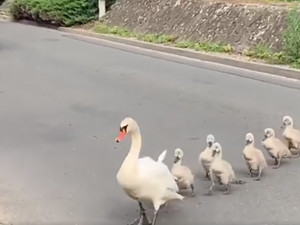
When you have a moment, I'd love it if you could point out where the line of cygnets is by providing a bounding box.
[114,115,299,225]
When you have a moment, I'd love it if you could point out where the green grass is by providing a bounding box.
[242,7,300,69]
[267,0,300,2]
[93,23,133,37]
[92,23,300,69]
[92,23,234,53]
[242,44,300,68]
[175,41,233,53]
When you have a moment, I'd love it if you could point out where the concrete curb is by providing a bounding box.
[15,20,300,80]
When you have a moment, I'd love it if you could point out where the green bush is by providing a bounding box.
[283,7,300,63]
[11,0,98,26]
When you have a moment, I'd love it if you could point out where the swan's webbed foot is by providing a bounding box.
[151,209,160,225]
[128,201,151,225]
[140,215,151,225]
[127,215,151,225]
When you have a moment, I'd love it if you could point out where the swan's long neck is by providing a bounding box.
[118,129,142,174]
[117,130,142,185]
[125,131,142,162]
[118,130,141,175]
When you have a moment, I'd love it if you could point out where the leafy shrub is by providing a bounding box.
[11,0,98,26]
[283,7,300,63]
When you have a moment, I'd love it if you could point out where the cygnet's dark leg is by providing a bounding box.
[272,157,281,169]
[128,201,151,225]
[253,168,262,181]
[223,183,231,195]
[151,209,160,225]
[249,168,254,177]
[204,172,211,180]
[206,182,215,195]
[190,184,195,197]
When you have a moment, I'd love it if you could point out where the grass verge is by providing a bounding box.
[92,23,234,53]
[90,22,300,69]
[243,7,300,69]
[242,44,300,69]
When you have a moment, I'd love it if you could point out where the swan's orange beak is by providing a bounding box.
[115,130,126,142]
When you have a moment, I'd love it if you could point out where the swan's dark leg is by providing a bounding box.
[128,201,151,225]
[151,209,160,225]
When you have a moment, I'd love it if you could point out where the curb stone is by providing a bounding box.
[13,19,300,81]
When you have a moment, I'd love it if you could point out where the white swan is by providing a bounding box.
[115,117,184,225]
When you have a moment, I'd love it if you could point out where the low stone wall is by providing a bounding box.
[103,0,293,53]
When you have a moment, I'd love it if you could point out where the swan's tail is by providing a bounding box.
[157,149,167,162]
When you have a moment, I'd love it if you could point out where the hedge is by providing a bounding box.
[11,0,98,26]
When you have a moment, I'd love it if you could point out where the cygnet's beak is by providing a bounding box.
[173,156,180,164]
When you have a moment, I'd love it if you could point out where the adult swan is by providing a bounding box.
[115,117,184,225]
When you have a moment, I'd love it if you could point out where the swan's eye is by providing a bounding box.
[120,124,128,132]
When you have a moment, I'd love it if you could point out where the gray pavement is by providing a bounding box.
[1,21,300,225]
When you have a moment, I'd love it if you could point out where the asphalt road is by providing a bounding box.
[1,21,300,225]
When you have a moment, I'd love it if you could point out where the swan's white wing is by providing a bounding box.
[137,157,179,192]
